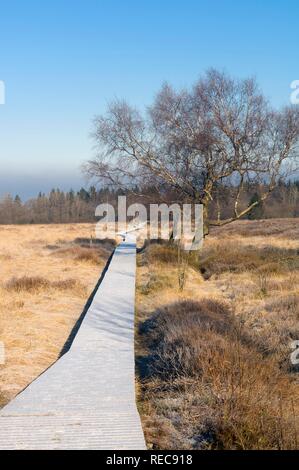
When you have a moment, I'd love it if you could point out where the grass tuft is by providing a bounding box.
[6,276,50,292]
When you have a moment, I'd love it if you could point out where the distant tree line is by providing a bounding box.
[0,181,298,225]
[0,186,164,224]
[0,186,111,224]
[209,180,299,221]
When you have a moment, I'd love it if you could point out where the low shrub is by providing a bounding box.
[6,276,49,292]
[138,299,298,449]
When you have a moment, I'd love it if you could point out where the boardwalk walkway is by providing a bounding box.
[0,233,146,450]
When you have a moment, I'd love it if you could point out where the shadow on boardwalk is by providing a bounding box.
[59,249,115,357]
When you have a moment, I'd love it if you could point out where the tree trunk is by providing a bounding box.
[203,202,209,237]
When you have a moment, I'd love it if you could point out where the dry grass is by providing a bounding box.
[6,276,88,297]
[52,244,113,265]
[0,224,113,405]
[135,218,299,450]
[6,276,50,292]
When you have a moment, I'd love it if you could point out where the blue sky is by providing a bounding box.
[0,0,298,199]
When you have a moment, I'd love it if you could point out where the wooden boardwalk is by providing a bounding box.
[0,234,146,450]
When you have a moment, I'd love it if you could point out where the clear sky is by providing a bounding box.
[0,0,298,199]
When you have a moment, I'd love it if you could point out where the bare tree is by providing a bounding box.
[85,69,299,234]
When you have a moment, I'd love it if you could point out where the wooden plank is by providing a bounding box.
[0,234,146,450]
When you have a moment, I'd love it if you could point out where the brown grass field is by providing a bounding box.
[135,218,299,450]
[0,219,298,450]
[0,224,114,405]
